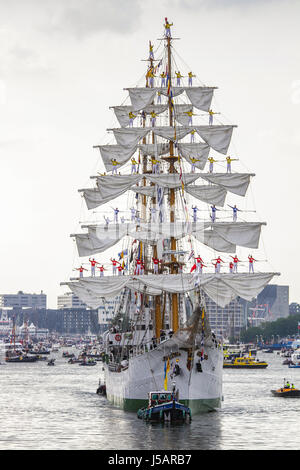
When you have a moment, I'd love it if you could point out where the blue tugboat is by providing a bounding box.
[137,390,191,423]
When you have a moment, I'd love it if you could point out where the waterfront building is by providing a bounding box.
[57,293,87,309]
[0,291,47,309]
[289,302,300,316]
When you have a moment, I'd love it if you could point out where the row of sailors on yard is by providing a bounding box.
[110,155,238,175]
[192,203,243,223]
[103,202,243,227]
[128,108,219,128]
[191,255,257,274]
[75,254,258,278]
[147,70,196,88]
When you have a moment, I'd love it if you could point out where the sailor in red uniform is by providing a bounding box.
[110,258,120,276]
[89,258,99,277]
[117,265,123,276]
[212,256,224,273]
[212,262,218,274]
[195,255,204,273]
[152,257,161,274]
[135,258,142,275]
[248,254,257,273]
[230,255,240,273]
[229,261,234,273]
[75,266,88,278]
[97,265,106,277]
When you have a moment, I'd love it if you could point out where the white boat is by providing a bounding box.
[289,349,300,368]
[61,19,279,413]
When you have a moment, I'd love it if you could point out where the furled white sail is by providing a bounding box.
[184,87,214,112]
[177,142,210,170]
[200,173,254,197]
[96,144,137,172]
[127,88,157,111]
[66,272,279,308]
[112,128,149,147]
[94,174,141,206]
[80,170,254,210]
[195,125,236,154]
[73,220,265,257]
[185,185,227,206]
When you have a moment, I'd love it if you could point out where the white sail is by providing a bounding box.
[96,144,137,172]
[178,142,210,170]
[66,272,279,308]
[185,184,227,206]
[127,87,157,110]
[200,173,254,197]
[194,125,236,154]
[72,221,265,257]
[112,128,149,147]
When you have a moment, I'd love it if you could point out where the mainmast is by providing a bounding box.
[166,28,179,333]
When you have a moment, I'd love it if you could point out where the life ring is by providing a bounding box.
[115,334,121,342]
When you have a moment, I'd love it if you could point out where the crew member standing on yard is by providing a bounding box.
[152,257,160,274]
[131,158,138,174]
[175,71,183,86]
[190,129,196,143]
[210,204,219,222]
[113,207,119,223]
[190,157,200,173]
[160,71,166,87]
[111,158,120,175]
[76,266,88,278]
[208,109,220,125]
[212,256,224,273]
[225,156,239,173]
[128,111,136,127]
[89,258,99,277]
[208,156,219,173]
[110,258,120,276]
[97,265,106,277]
[164,18,173,38]
[230,255,240,273]
[248,254,257,273]
[188,71,196,86]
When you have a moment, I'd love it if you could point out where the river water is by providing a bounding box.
[0,350,299,450]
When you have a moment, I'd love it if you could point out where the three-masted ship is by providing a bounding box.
[61,20,279,414]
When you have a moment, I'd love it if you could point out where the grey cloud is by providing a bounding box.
[45,0,143,38]
[0,0,143,38]
[167,0,297,9]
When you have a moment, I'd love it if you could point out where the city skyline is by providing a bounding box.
[0,0,299,308]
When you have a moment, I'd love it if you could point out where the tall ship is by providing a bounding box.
[61,19,279,414]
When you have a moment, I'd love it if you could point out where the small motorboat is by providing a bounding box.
[5,354,38,363]
[137,390,191,423]
[96,380,106,396]
[79,360,97,366]
[271,380,300,397]
[288,350,300,368]
[223,353,268,369]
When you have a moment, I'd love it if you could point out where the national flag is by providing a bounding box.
[188,250,195,261]
[190,264,196,272]
[167,73,171,96]
[164,357,170,390]
[118,249,128,260]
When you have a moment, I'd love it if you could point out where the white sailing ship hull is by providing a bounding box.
[104,340,223,414]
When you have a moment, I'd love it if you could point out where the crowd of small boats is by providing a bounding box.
[1,334,105,367]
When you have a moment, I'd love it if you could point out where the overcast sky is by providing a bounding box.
[0,0,299,308]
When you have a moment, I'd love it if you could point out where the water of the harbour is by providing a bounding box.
[0,350,299,451]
